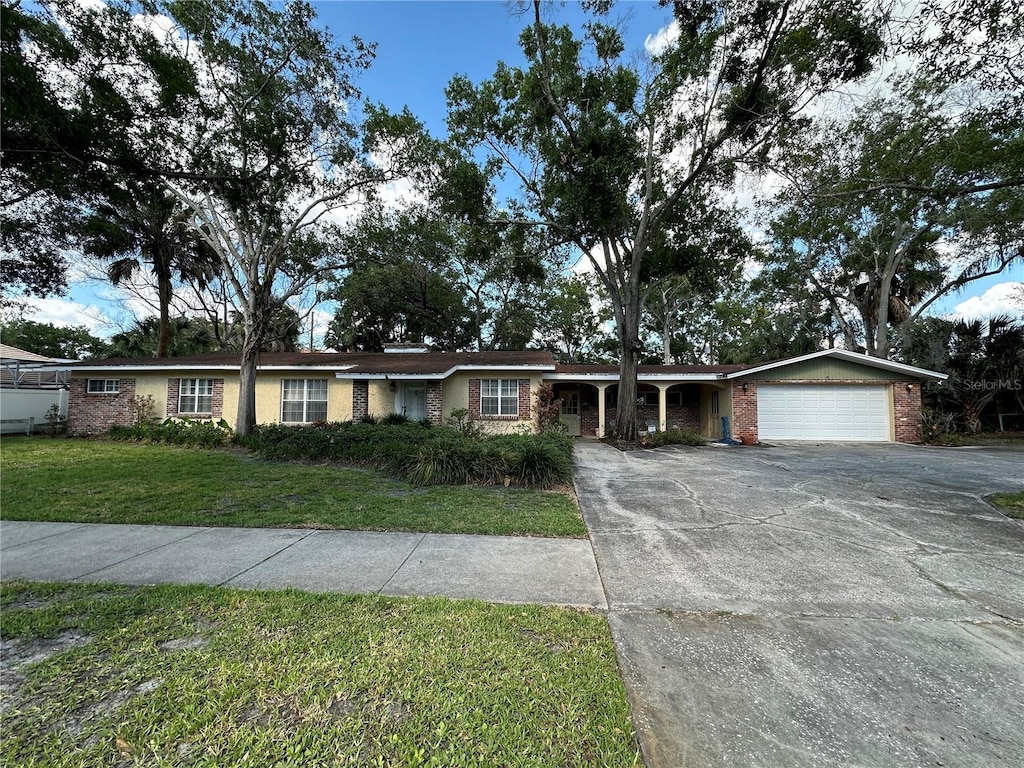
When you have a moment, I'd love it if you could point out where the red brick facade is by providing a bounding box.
[732,382,759,444]
[352,380,369,421]
[426,381,443,424]
[893,383,922,442]
[68,378,137,435]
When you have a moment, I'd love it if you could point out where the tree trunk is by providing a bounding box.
[235,339,259,436]
[661,298,674,365]
[156,275,172,358]
[235,291,269,437]
[613,296,642,440]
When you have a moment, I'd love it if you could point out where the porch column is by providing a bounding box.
[597,384,608,438]
[657,384,670,432]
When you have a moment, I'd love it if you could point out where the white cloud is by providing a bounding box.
[644,21,679,56]
[23,297,112,334]
[950,282,1024,321]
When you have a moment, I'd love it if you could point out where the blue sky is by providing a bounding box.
[24,0,1023,338]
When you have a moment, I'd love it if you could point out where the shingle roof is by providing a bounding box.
[72,350,557,375]
[0,343,62,364]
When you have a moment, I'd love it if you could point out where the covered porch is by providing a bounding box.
[544,368,732,439]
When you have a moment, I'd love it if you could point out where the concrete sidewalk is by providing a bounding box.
[0,520,607,609]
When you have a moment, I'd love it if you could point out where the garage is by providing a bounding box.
[757,384,890,441]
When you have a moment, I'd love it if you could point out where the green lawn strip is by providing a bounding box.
[0,438,585,537]
[1,581,639,767]
[988,491,1024,519]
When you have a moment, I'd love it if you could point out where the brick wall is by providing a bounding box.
[352,380,369,421]
[893,383,922,443]
[167,378,180,415]
[517,379,531,420]
[468,379,481,418]
[68,378,136,435]
[426,381,443,424]
[732,382,758,444]
[212,379,224,418]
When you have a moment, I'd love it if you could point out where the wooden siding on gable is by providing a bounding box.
[742,357,915,382]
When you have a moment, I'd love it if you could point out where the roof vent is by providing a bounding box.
[383,343,429,354]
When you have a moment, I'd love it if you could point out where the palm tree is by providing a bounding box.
[81,183,216,357]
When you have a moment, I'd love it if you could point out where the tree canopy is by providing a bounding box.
[446,0,886,437]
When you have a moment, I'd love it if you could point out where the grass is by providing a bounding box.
[0,437,586,537]
[0,581,640,767]
[988,491,1024,519]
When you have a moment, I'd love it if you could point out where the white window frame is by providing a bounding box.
[281,379,328,424]
[480,379,519,417]
[179,378,214,414]
[87,379,120,394]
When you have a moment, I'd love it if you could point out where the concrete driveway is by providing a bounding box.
[574,441,1024,768]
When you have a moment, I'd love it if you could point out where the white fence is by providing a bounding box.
[0,388,68,434]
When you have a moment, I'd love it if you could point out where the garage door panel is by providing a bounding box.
[758,385,890,441]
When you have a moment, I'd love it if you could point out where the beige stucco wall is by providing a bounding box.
[75,368,548,432]
[442,372,472,417]
[367,380,397,418]
[132,373,173,420]
[74,369,353,430]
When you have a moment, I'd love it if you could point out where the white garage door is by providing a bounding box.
[757,384,890,441]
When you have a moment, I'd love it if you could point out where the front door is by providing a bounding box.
[559,390,581,436]
[400,383,426,421]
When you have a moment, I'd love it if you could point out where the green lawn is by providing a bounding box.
[0,581,640,767]
[0,437,586,537]
[988,491,1024,519]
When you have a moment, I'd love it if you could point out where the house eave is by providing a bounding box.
[543,372,728,382]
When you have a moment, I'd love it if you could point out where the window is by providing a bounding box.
[480,379,518,416]
[87,379,120,394]
[281,379,328,423]
[179,378,214,413]
[711,390,720,415]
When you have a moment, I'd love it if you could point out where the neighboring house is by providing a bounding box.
[67,346,946,443]
[0,343,71,434]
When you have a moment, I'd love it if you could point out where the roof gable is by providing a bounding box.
[727,349,947,381]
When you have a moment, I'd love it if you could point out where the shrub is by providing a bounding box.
[237,421,573,488]
[445,408,482,439]
[533,382,564,433]
[380,412,410,426]
[109,418,233,448]
[648,428,706,448]
[921,408,962,446]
